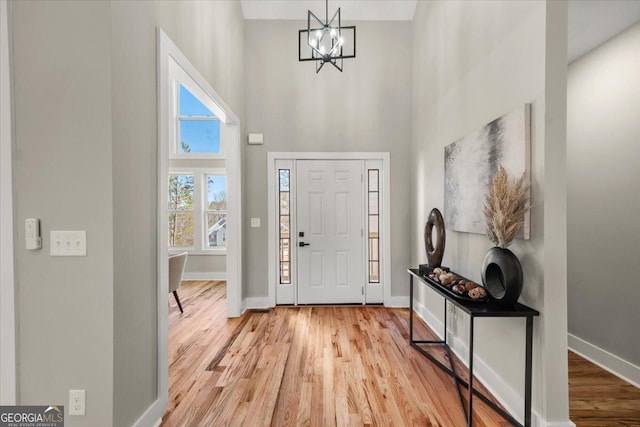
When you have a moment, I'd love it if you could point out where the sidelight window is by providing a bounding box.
[368,169,380,283]
[279,169,291,284]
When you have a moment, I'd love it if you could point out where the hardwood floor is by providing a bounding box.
[568,351,640,426]
[163,281,640,426]
[163,281,509,426]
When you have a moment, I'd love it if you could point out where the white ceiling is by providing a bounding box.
[240,1,417,21]
[568,1,640,62]
[241,1,640,62]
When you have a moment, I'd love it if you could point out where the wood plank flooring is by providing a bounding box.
[568,351,640,426]
[163,280,640,426]
[163,281,510,426]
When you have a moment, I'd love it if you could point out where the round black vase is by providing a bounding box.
[481,247,523,306]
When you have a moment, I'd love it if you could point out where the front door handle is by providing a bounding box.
[299,242,310,247]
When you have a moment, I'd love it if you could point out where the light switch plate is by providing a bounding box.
[250,218,261,228]
[50,231,87,256]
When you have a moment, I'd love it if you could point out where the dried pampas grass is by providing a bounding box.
[484,166,528,248]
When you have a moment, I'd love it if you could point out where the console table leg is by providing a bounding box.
[525,316,533,427]
[468,316,475,427]
[444,299,448,345]
[409,275,414,342]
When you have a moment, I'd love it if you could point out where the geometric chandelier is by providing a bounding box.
[298,0,356,73]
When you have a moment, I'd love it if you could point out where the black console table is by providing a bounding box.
[408,268,539,427]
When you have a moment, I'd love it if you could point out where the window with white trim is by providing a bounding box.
[167,60,228,254]
[168,169,226,253]
[176,84,221,155]
[168,59,226,159]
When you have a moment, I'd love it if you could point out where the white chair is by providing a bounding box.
[168,252,188,313]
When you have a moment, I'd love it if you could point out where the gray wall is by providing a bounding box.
[13,2,114,426]
[567,22,640,365]
[183,255,226,274]
[411,1,571,422]
[12,1,244,426]
[244,20,412,298]
[111,1,243,426]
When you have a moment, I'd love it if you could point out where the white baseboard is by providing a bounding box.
[385,295,409,307]
[412,299,566,427]
[244,296,272,309]
[182,272,226,281]
[131,396,166,427]
[538,422,576,427]
[568,333,640,388]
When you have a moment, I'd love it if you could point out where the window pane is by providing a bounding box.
[180,120,220,154]
[280,192,290,215]
[279,169,290,191]
[368,192,378,215]
[280,262,290,284]
[206,212,227,247]
[369,215,379,237]
[369,239,379,261]
[369,262,380,283]
[179,84,215,117]
[280,215,290,239]
[168,212,194,247]
[368,170,379,192]
[168,175,194,210]
[280,239,290,262]
[207,175,227,210]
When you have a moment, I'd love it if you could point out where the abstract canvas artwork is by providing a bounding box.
[444,105,530,239]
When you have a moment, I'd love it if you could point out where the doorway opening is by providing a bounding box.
[157,29,242,417]
[267,152,390,307]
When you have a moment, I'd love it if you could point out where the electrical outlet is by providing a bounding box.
[69,389,85,416]
[447,302,458,319]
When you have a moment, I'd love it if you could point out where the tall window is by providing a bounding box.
[167,68,227,253]
[368,169,380,283]
[279,170,291,284]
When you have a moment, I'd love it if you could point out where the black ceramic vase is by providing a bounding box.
[481,247,523,306]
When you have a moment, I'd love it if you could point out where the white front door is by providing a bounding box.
[296,160,365,304]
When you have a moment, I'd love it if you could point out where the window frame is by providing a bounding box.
[168,167,227,255]
[169,63,226,160]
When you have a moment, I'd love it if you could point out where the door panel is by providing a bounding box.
[297,160,364,304]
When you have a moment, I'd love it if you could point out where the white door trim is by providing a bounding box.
[267,152,391,307]
[151,28,243,424]
[0,0,17,406]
